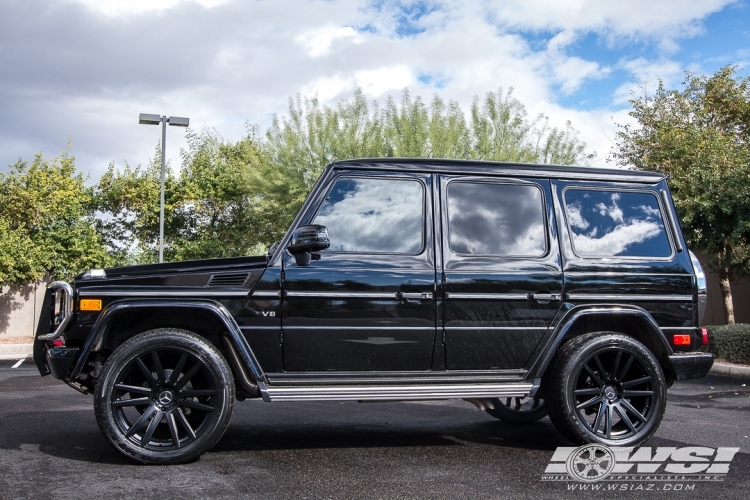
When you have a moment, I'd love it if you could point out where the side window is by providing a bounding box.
[446,182,546,257]
[564,189,672,258]
[312,177,424,254]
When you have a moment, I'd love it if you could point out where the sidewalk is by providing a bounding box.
[709,360,750,379]
[0,344,32,360]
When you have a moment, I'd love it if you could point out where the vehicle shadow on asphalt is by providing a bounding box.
[0,402,567,464]
[212,419,566,454]
[211,400,568,454]
[0,411,131,465]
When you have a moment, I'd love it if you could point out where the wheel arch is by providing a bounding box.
[69,299,267,394]
[529,305,677,385]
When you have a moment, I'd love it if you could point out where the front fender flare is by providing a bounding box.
[68,299,267,388]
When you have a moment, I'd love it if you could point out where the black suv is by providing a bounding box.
[34,158,713,464]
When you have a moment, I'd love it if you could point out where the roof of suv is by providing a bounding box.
[331,158,666,183]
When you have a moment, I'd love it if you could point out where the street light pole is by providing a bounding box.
[138,113,190,263]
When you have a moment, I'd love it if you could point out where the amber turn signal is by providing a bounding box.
[673,334,691,346]
[80,299,102,311]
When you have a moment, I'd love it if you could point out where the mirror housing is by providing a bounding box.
[288,225,330,266]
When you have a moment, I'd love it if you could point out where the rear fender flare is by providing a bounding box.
[69,299,266,388]
[529,305,675,382]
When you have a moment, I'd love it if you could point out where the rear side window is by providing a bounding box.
[312,177,424,254]
[446,182,546,257]
[564,189,672,258]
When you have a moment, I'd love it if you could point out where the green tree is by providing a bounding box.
[470,88,592,164]
[95,88,593,264]
[0,151,111,285]
[260,87,592,242]
[95,152,176,265]
[384,90,471,158]
[176,129,270,259]
[96,130,270,263]
[612,65,750,323]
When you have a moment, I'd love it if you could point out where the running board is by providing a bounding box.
[263,383,535,402]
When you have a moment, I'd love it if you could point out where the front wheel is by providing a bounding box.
[543,332,666,447]
[94,328,235,464]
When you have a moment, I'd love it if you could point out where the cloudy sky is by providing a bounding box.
[1,0,748,179]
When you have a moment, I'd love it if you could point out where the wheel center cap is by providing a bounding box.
[158,390,174,405]
[603,385,617,401]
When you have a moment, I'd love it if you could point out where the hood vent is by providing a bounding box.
[207,272,252,288]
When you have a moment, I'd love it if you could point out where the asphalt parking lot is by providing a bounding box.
[0,359,748,499]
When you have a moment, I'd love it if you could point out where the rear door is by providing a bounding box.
[282,171,437,372]
[439,175,563,370]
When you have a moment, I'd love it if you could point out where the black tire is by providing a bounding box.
[485,396,547,423]
[94,328,235,464]
[543,332,666,447]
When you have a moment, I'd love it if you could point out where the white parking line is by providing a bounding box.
[11,359,25,369]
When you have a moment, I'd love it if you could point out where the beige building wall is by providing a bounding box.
[0,281,48,342]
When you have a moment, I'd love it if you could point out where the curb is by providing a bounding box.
[709,361,750,379]
[0,344,32,360]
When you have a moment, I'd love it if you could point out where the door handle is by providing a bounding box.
[399,292,433,302]
[530,292,562,303]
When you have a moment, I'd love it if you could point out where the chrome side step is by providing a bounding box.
[264,383,534,402]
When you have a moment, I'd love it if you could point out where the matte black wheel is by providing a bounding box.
[485,396,547,423]
[543,332,666,447]
[94,329,234,464]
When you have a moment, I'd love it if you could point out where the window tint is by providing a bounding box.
[312,177,424,253]
[564,189,672,258]
[447,182,546,257]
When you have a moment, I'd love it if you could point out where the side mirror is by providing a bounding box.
[288,225,330,266]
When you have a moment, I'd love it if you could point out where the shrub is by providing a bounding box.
[704,324,750,365]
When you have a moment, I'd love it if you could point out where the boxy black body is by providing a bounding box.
[34,158,713,464]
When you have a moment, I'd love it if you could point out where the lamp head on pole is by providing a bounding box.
[138,113,162,125]
[168,116,189,127]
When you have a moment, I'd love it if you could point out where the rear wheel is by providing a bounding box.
[543,332,666,447]
[94,328,234,464]
[485,396,547,423]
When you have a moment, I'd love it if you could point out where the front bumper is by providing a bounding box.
[45,347,79,379]
[668,352,714,380]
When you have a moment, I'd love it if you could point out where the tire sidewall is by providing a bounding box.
[94,329,234,464]
[559,334,666,447]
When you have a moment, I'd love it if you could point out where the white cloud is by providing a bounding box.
[0,0,737,177]
[567,204,590,230]
[304,75,355,101]
[485,0,735,44]
[66,0,229,16]
[572,220,663,256]
[613,57,685,104]
[313,178,424,253]
[296,26,363,57]
[355,65,413,97]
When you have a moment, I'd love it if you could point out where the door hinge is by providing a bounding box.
[279,330,284,344]
[441,272,446,288]
[280,270,285,286]
[442,330,446,344]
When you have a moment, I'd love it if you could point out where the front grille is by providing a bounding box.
[207,272,251,288]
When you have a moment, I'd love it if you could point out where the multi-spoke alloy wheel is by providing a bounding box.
[485,395,547,423]
[94,329,234,464]
[543,332,666,447]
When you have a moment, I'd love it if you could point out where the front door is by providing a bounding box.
[282,171,437,372]
[439,175,564,370]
